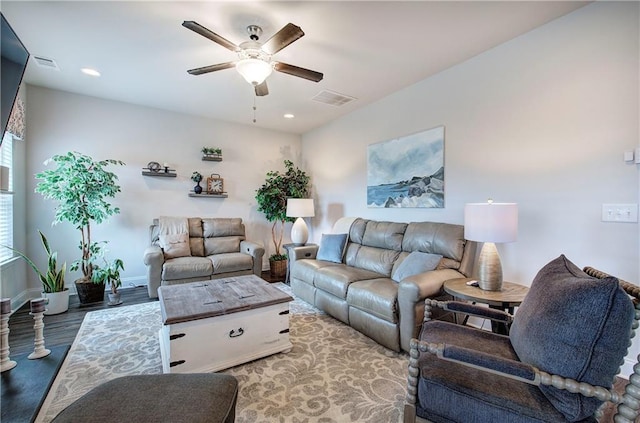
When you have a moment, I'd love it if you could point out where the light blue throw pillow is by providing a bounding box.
[316,233,348,263]
[392,251,443,282]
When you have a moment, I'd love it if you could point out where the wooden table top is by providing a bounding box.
[158,275,292,325]
[443,278,529,307]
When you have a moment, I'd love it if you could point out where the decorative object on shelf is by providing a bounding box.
[191,171,203,194]
[255,160,310,279]
[286,198,315,245]
[35,151,125,304]
[0,298,17,372]
[142,161,176,177]
[201,147,222,161]
[28,298,51,359]
[206,173,224,194]
[464,199,518,291]
[2,230,69,315]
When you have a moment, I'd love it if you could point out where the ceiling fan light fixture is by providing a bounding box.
[236,58,272,86]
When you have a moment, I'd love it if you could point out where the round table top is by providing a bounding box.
[443,278,529,307]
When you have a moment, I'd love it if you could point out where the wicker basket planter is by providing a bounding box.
[269,259,288,281]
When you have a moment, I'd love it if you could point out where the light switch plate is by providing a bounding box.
[602,204,638,222]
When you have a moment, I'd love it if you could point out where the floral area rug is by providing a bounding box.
[36,284,408,423]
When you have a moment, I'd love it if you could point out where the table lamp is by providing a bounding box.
[464,200,518,291]
[286,198,315,245]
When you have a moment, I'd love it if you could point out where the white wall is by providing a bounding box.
[302,1,639,374]
[21,86,301,291]
[303,1,639,284]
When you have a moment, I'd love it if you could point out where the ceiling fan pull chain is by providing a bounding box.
[253,94,257,123]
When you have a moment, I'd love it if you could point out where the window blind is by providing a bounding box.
[0,133,14,263]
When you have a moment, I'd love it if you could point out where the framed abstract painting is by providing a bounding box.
[367,126,444,208]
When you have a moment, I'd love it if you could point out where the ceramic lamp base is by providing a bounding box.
[477,242,503,291]
[290,217,309,246]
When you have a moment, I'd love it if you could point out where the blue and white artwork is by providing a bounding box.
[367,126,444,208]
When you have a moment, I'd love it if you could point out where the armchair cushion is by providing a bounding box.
[509,255,634,422]
[391,251,442,282]
[316,233,348,263]
[417,321,569,422]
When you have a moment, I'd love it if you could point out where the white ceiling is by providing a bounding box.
[2,1,589,135]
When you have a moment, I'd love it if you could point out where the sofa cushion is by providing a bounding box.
[162,257,212,280]
[509,255,634,422]
[159,233,191,259]
[204,236,242,255]
[291,259,341,285]
[202,218,245,237]
[210,253,253,274]
[316,233,348,263]
[361,220,407,250]
[391,251,442,283]
[347,278,398,323]
[346,245,400,277]
[402,222,466,262]
[315,265,385,299]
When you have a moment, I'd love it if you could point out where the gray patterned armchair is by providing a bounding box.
[404,255,640,423]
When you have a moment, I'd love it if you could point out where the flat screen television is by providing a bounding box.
[1,13,29,145]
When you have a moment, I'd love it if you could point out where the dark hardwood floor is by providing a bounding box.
[7,286,156,356]
[5,274,635,421]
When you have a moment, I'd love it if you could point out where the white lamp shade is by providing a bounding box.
[236,58,272,85]
[464,202,518,243]
[286,198,315,218]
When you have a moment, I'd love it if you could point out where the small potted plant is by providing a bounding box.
[92,255,125,306]
[191,171,203,194]
[201,147,222,161]
[4,230,69,314]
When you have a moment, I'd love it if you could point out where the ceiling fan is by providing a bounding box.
[182,21,323,96]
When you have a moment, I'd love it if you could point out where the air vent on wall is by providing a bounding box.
[311,90,356,107]
[33,56,60,70]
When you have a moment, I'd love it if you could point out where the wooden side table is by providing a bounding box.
[443,278,529,335]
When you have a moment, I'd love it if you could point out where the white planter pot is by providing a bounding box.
[43,289,70,315]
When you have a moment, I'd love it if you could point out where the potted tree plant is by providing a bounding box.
[255,159,310,279]
[35,151,125,304]
[3,230,69,314]
[92,254,125,306]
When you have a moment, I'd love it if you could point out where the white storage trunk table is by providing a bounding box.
[158,274,293,373]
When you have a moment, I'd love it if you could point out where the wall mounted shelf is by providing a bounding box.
[188,192,228,198]
[202,156,222,162]
[142,171,176,177]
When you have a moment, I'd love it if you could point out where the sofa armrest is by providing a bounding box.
[143,246,164,299]
[397,268,466,352]
[240,240,265,277]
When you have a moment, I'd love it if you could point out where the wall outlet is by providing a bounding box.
[602,204,638,222]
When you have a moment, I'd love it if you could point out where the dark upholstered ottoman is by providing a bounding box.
[51,374,238,423]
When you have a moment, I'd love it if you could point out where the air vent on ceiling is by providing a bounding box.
[311,90,356,107]
[33,56,60,71]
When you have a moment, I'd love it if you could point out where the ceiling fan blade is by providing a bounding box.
[261,23,305,55]
[187,61,236,76]
[255,81,269,96]
[182,21,240,52]
[274,62,323,82]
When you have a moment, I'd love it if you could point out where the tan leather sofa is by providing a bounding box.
[143,217,265,298]
[290,218,476,352]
